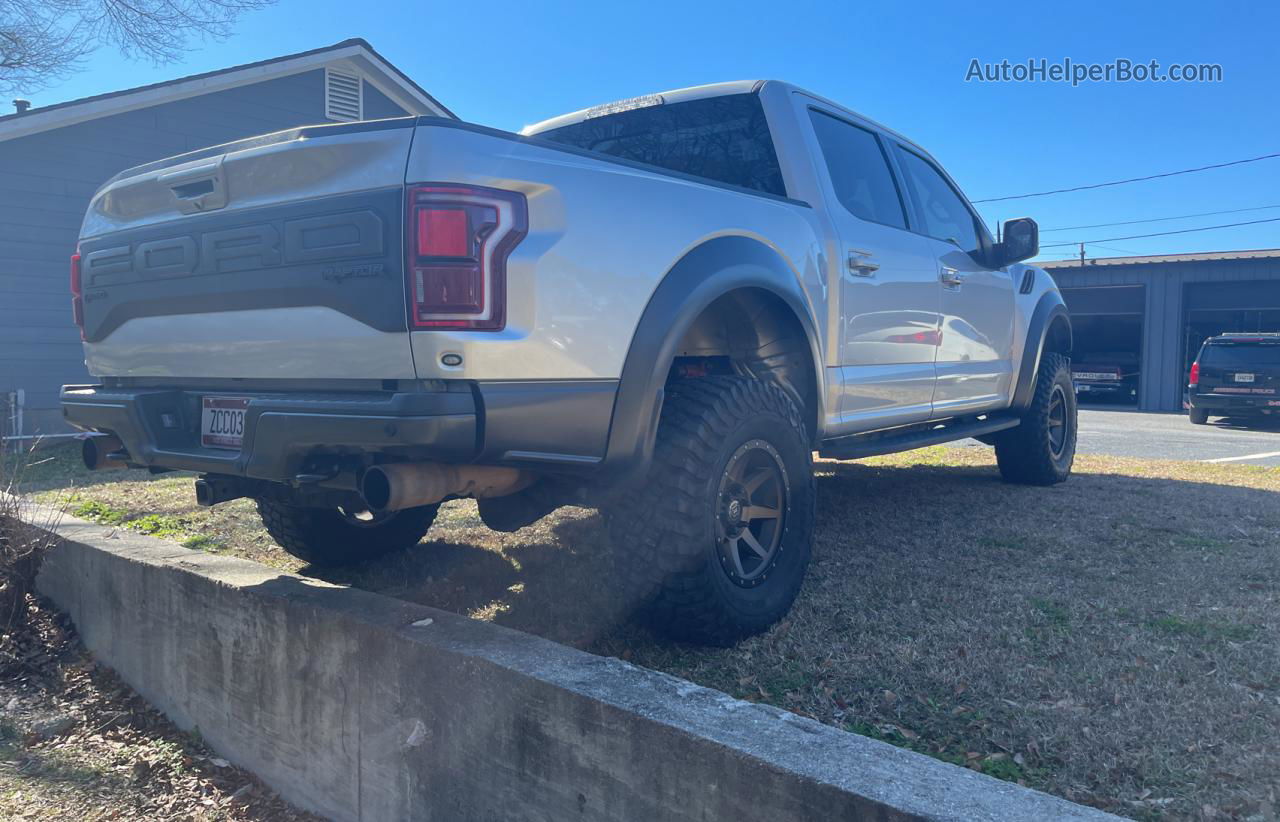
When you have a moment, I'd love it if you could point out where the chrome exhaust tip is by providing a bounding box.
[82,435,127,471]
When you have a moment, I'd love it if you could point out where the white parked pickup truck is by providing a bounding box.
[63,81,1075,644]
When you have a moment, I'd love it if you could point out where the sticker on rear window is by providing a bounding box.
[584,94,664,119]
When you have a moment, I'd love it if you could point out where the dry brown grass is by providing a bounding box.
[3,445,320,821]
[1,450,62,626]
[31,442,1280,820]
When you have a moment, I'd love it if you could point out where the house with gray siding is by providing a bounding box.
[1043,249,1280,412]
[0,39,452,439]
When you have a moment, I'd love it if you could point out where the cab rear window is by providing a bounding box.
[1201,343,1280,368]
[535,93,786,197]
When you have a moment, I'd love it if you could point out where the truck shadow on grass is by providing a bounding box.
[308,455,1280,657]
[307,510,630,649]
[303,454,1279,819]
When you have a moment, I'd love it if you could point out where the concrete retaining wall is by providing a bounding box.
[35,512,1119,821]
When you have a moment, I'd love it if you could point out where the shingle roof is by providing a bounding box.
[0,38,453,140]
[1039,248,1280,268]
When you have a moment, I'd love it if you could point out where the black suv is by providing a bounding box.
[1188,333,1280,425]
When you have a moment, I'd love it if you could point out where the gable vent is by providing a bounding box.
[325,68,363,121]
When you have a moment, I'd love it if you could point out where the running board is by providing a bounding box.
[818,415,1020,461]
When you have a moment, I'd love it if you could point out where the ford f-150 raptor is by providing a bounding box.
[62,81,1075,645]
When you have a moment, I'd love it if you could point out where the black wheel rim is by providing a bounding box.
[337,505,396,528]
[1047,384,1069,458]
[714,439,789,588]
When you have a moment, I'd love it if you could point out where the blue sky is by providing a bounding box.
[33,0,1280,262]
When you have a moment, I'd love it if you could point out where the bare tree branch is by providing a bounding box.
[0,0,276,97]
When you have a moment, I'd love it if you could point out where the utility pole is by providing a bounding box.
[1079,242,1086,266]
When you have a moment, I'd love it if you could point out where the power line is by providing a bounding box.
[1039,216,1280,248]
[973,152,1280,203]
[1088,243,1142,255]
[1039,203,1280,233]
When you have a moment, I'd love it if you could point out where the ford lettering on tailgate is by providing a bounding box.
[81,210,384,286]
[73,189,406,342]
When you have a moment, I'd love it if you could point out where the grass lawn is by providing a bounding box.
[25,441,1280,820]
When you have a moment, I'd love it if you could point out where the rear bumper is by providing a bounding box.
[61,385,477,481]
[1073,380,1130,396]
[60,380,617,482]
[1190,392,1280,415]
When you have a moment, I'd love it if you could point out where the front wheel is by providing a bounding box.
[605,376,816,646]
[256,500,438,566]
[995,352,1077,485]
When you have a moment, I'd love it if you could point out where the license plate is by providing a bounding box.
[1073,372,1118,381]
[201,397,249,450]
[1234,373,1256,383]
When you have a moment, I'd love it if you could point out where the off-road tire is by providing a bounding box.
[256,500,438,566]
[606,376,816,646]
[995,352,1077,485]
[1189,407,1209,425]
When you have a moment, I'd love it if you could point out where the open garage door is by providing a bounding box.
[1183,281,1280,393]
[1061,286,1145,405]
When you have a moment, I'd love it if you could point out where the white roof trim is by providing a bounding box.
[0,42,450,143]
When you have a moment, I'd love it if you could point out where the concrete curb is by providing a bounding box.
[33,511,1121,821]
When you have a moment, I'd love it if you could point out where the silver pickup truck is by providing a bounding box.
[63,80,1075,644]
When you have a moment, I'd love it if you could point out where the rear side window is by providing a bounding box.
[1201,343,1280,367]
[535,93,786,197]
[894,146,981,253]
[808,110,907,229]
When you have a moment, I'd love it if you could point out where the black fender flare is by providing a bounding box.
[601,235,824,478]
[1011,291,1073,411]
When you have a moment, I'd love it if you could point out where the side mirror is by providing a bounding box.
[994,217,1039,267]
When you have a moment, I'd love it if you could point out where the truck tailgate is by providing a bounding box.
[77,119,417,380]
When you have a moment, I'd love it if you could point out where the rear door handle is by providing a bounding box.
[848,250,880,277]
[940,266,964,287]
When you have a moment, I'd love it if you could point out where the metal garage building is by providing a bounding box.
[1042,249,1280,412]
[0,39,452,440]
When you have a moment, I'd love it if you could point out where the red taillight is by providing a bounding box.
[406,185,527,331]
[416,208,471,257]
[70,252,84,338]
[887,329,943,346]
[1188,361,1200,387]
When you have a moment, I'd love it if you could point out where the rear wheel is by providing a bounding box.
[605,376,816,646]
[995,352,1077,485]
[1189,407,1209,425]
[256,500,437,566]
